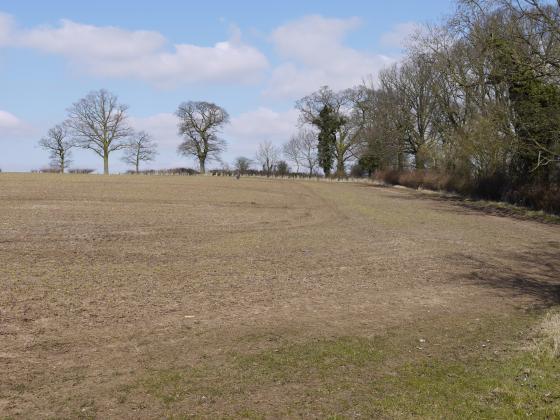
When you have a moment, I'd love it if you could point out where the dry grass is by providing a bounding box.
[1,173,560,418]
[532,310,560,359]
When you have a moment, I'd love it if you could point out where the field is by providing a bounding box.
[1,173,560,418]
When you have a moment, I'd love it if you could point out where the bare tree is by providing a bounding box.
[299,129,319,176]
[255,140,280,176]
[284,129,318,175]
[38,123,75,173]
[66,89,132,175]
[234,156,252,175]
[176,101,229,174]
[380,54,440,169]
[283,136,302,173]
[122,131,158,173]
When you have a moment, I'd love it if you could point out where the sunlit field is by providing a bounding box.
[1,173,559,418]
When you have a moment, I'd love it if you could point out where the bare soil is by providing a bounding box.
[1,174,559,418]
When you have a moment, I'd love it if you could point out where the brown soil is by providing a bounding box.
[1,174,559,418]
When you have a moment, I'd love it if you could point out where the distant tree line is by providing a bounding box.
[38,89,158,175]
[33,0,560,213]
[38,92,230,175]
[281,0,560,213]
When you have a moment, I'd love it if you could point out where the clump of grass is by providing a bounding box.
[465,199,560,224]
[531,310,560,360]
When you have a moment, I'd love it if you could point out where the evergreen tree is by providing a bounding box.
[313,105,345,176]
[491,38,560,184]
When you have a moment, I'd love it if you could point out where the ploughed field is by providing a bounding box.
[1,174,560,418]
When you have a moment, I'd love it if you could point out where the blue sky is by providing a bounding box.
[0,0,455,172]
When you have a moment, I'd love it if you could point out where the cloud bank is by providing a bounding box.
[1,14,269,86]
[265,15,396,98]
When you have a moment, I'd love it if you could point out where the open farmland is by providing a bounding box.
[1,173,560,418]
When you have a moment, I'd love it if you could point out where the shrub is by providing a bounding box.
[31,168,61,174]
[275,161,290,176]
[375,168,560,214]
[165,167,198,175]
[397,171,425,189]
[124,168,198,175]
[504,184,560,214]
[350,164,365,178]
[68,168,95,174]
[375,169,401,185]
[472,172,509,201]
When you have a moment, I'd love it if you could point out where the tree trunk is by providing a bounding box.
[103,152,109,175]
[335,159,345,178]
[397,150,405,171]
[60,155,65,174]
[199,158,206,174]
[415,154,425,170]
[135,161,139,174]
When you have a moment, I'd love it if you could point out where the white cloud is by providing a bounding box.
[0,12,14,46]
[265,15,396,98]
[1,14,269,86]
[115,40,268,86]
[0,110,21,128]
[225,107,299,158]
[271,15,362,66]
[380,22,420,48]
[0,110,35,139]
[129,113,179,147]
[20,19,166,60]
[0,110,36,139]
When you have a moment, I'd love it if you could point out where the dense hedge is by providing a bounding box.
[375,170,560,215]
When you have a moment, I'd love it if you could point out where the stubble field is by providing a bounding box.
[1,173,560,418]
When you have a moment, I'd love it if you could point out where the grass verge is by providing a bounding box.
[132,311,560,418]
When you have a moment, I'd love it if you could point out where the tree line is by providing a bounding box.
[37,0,560,212]
[39,90,231,175]
[39,88,306,177]
[279,0,560,212]
[361,0,560,211]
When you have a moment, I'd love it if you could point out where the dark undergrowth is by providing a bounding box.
[375,169,560,216]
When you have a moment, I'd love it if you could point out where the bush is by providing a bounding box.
[350,164,365,178]
[397,171,425,189]
[275,161,290,176]
[504,184,560,214]
[165,167,198,175]
[375,169,402,185]
[472,172,509,201]
[31,168,61,174]
[132,168,199,175]
[375,168,560,214]
[68,168,95,174]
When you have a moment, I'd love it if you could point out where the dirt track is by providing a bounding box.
[1,174,559,418]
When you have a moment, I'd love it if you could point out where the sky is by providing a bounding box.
[0,0,455,173]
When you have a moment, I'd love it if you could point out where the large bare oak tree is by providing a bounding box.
[66,89,132,175]
[176,101,229,174]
